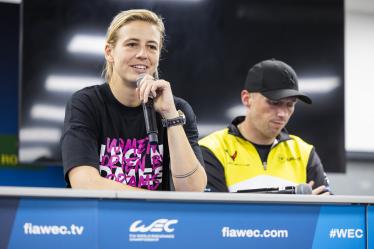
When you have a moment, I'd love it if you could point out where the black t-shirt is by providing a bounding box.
[251,143,272,164]
[61,83,203,190]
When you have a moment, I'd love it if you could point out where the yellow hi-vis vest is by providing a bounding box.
[199,128,313,192]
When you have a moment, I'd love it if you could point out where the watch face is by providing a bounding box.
[178,110,186,119]
[178,110,186,124]
[162,110,186,127]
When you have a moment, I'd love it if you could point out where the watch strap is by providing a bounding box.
[162,110,186,128]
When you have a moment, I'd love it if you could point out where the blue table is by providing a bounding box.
[0,187,372,249]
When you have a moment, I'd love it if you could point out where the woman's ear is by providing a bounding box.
[104,44,114,63]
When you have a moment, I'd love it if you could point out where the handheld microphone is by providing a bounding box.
[136,74,158,143]
[237,184,312,195]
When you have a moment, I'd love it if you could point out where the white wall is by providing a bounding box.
[329,161,374,195]
[345,0,374,152]
[327,0,374,195]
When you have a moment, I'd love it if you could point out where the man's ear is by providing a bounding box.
[241,90,251,107]
[104,44,114,63]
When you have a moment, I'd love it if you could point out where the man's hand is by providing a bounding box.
[308,180,330,195]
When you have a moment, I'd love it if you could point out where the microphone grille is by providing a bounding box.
[295,184,312,195]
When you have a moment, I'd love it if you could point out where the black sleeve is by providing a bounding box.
[200,147,229,192]
[174,97,204,166]
[306,147,331,193]
[60,91,100,186]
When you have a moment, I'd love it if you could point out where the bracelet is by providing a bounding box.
[173,165,200,178]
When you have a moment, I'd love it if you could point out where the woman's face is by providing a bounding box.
[106,20,161,84]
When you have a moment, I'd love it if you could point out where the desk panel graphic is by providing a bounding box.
[0,195,367,249]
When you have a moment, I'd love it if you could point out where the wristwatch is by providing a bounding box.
[162,110,186,128]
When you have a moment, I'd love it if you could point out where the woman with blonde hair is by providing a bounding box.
[61,9,207,191]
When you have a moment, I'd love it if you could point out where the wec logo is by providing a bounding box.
[129,219,178,233]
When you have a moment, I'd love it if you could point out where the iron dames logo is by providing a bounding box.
[129,219,178,242]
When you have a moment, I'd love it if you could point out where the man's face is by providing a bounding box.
[247,92,297,140]
[106,20,161,84]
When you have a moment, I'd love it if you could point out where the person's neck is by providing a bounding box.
[109,77,141,107]
[237,116,275,145]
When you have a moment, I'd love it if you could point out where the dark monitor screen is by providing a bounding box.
[19,0,345,172]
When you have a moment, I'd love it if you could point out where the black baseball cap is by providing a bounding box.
[244,59,312,104]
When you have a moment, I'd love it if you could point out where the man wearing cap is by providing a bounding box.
[199,59,330,195]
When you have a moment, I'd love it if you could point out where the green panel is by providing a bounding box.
[0,135,18,166]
